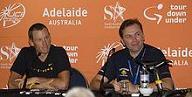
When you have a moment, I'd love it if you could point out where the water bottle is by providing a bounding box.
[140,68,149,88]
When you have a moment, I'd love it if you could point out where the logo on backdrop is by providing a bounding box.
[42,7,88,26]
[0,3,25,28]
[62,45,79,64]
[160,47,192,66]
[96,42,123,66]
[0,42,21,69]
[144,3,163,24]
[144,3,187,24]
[104,2,126,29]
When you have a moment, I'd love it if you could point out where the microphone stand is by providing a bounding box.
[100,48,115,96]
[153,68,163,97]
[22,69,28,89]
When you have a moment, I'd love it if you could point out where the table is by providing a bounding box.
[0,89,191,97]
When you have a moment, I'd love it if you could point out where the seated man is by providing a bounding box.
[8,23,71,90]
[90,19,174,93]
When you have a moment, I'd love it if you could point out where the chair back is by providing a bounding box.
[69,68,89,89]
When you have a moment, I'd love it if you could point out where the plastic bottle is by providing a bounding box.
[140,68,149,88]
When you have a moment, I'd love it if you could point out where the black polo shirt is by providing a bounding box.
[98,44,171,85]
[11,45,71,78]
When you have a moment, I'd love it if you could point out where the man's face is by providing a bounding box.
[121,24,144,52]
[31,28,51,54]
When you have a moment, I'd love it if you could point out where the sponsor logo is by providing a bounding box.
[160,47,192,66]
[42,7,88,26]
[144,3,187,24]
[96,42,123,66]
[0,3,25,28]
[0,43,21,69]
[104,2,126,29]
[119,68,129,77]
[63,45,79,64]
[144,3,163,24]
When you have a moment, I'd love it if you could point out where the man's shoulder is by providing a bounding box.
[144,44,162,52]
[144,43,165,59]
[112,48,129,58]
[20,46,35,53]
[15,46,35,59]
[50,45,67,54]
[115,48,128,54]
[51,45,65,50]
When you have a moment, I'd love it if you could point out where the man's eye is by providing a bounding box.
[125,35,131,38]
[136,33,140,36]
[35,39,42,42]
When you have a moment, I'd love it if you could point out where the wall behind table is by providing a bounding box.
[0,0,191,88]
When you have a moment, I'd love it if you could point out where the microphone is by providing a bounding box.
[141,59,172,65]
[100,48,115,92]
[22,72,28,89]
[149,59,172,70]
[136,59,172,71]
[107,48,115,60]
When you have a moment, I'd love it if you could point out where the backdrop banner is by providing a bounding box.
[0,0,191,89]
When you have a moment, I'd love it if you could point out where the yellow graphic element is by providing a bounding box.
[121,70,127,75]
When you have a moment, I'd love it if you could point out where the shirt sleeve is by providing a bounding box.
[155,50,172,79]
[158,63,172,79]
[54,48,71,73]
[10,48,27,75]
[98,56,117,82]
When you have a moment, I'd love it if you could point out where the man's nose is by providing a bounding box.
[132,36,137,41]
[42,38,48,46]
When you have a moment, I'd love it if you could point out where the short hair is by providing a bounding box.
[185,92,192,97]
[65,87,95,97]
[28,23,49,40]
[119,19,143,38]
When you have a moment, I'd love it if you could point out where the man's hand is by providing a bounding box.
[110,79,122,93]
[26,77,56,90]
[129,83,139,93]
[111,79,139,94]
[15,75,26,89]
[28,80,56,90]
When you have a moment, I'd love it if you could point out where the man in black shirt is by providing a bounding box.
[8,23,71,90]
[90,19,174,93]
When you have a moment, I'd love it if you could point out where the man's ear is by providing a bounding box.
[143,35,145,42]
[142,33,145,42]
[28,40,34,46]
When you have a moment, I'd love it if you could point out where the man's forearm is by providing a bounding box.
[90,75,108,90]
[8,71,24,89]
[50,78,69,90]
[148,78,174,91]
[162,78,174,90]
[90,79,101,90]
[8,81,19,89]
[8,78,25,89]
